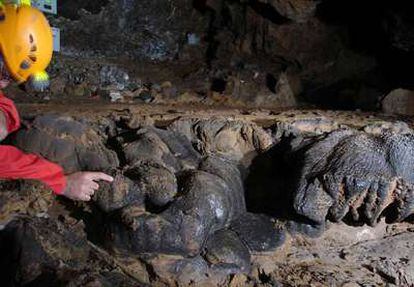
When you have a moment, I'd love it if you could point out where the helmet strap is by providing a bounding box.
[0,54,12,85]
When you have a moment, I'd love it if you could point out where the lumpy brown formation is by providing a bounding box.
[1,109,414,286]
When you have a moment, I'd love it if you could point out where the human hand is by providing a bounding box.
[62,172,114,201]
[0,111,7,141]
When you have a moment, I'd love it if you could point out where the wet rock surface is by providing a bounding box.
[204,229,251,274]
[1,107,414,286]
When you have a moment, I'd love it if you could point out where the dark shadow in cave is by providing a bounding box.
[316,0,414,90]
[211,78,227,93]
[0,224,18,286]
[0,220,65,287]
[266,73,277,93]
[243,131,325,235]
[244,136,300,221]
[243,134,332,239]
[192,0,209,13]
[302,77,384,111]
[316,0,386,53]
[296,0,414,110]
[58,199,109,247]
[192,0,221,66]
[247,0,290,25]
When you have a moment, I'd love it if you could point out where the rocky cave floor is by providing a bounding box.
[1,104,414,287]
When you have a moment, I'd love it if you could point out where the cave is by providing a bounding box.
[0,0,414,286]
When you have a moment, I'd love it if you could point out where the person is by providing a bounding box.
[0,3,113,201]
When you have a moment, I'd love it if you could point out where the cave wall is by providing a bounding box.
[53,0,203,60]
[17,0,411,110]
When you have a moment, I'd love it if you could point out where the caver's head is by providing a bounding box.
[0,3,53,91]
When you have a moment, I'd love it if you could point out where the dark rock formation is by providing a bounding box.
[0,217,146,286]
[170,118,272,165]
[123,127,201,171]
[54,0,202,60]
[0,218,90,285]
[292,129,414,234]
[204,229,251,274]
[8,114,285,283]
[94,172,143,213]
[2,109,414,286]
[13,115,119,174]
[231,213,285,252]
[109,155,284,260]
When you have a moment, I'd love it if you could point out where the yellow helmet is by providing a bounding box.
[0,3,53,91]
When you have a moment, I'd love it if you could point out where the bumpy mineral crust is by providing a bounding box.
[292,129,414,232]
[13,115,119,173]
[10,114,285,279]
[3,108,414,286]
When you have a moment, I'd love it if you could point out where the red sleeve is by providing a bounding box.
[0,91,20,133]
[0,145,67,195]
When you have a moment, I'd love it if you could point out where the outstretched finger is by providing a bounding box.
[87,172,114,183]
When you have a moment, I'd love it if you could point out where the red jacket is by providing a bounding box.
[0,92,66,194]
